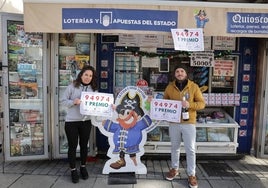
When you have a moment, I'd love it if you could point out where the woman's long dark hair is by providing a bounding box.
[73,65,98,91]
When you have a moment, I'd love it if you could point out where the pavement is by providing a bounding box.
[1,154,268,188]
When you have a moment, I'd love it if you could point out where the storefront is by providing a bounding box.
[1,0,268,160]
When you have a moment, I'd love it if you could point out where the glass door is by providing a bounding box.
[2,14,49,161]
[52,33,96,159]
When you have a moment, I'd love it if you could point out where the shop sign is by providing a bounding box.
[212,36,236,50]
[163,34,175,49]
[150,99,182,123]
[227,12,268,35]
[101,34,119,43]
[213,59,235,77]
[138,34,163,48]
[24,2,268,37]
[62,8,178,32]
[115,34,139,47]
[190,52,214,67]
[116,34,173,48]
[141,56,159,68]
[171,28,204,51]
[80,92,114,117]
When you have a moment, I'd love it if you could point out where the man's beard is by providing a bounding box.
[176,79,184,83]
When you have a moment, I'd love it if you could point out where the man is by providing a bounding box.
[163,64,205,188]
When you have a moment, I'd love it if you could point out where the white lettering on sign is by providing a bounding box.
[153,20,177,26]
[63,18,94,24]
[232,13,268,24]
[113,19,142,24]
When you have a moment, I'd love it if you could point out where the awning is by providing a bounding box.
[23,0,268,37]
[0,0,23,14]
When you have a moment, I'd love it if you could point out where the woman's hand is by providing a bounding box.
[73,98,81,105]
[111,104,116,111]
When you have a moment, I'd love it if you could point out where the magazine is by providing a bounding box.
[74,55,90,70]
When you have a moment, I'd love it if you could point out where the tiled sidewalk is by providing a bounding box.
[1,155,268,188]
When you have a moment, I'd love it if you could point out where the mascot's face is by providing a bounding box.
[116,92,144,129]
[198,10,207,20]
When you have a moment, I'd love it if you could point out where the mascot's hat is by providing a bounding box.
[116,93,144,117]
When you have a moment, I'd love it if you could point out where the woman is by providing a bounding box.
[61,65,98,183]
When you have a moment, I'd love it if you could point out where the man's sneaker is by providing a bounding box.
[71,169,79,183]
[188,175,198,188]
[165,168,179,181]
[80,166,89,180]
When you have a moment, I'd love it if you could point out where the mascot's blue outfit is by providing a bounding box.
[103,115,152,154]
[102,92,153,169]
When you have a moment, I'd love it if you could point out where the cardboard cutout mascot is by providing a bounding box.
[96,86,156,174]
